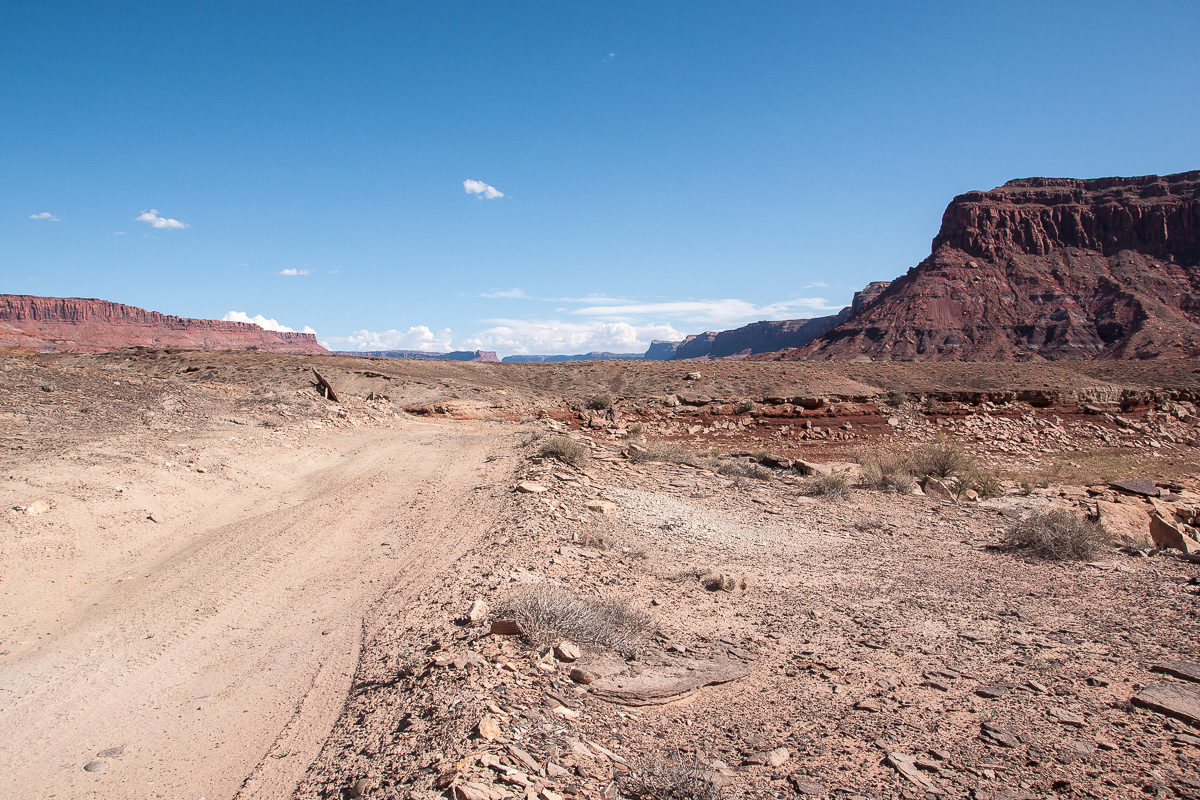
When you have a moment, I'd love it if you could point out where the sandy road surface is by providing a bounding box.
[0,418,507,799]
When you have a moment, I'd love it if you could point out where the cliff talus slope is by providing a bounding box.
[0,295,328,354]
[786,171,1200,361]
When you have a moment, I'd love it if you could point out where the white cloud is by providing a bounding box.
[568,296,842,325]
[114,231,126,235]
[481,288,529,299]
[463,179,504,199]
[460,319,684,356]
[275,268,314,276]
[135,209,189,229]
[222,311,314,334]
[29,212,60,221]
[323,326,455,352]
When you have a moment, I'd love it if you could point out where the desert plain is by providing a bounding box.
[2,349,1199,800]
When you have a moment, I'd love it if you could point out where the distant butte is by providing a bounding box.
[757,170,1200,361]
[0,295,328,354]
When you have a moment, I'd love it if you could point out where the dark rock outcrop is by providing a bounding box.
[0,295,328,354]
[643,340,680,360]
[772,170,1200,361]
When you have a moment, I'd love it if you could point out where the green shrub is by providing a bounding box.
[734,399,755,414]
[589,393,613,410]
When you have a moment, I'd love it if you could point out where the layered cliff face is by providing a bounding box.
[0,295,329,354]
[788,171,1200,361]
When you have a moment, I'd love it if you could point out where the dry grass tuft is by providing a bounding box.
[622,754,725,800]
[716,458,774,481]
[855,449,916,494]
[912,436,973,479]
[809,471,851,499]
[628,441,697,465]
[578,530,613,550]
[1006,509,1114,560]
[501,584,650,655]
[589,393,614,410]
[539,436,590,467]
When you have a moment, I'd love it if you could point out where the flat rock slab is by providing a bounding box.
[1111,477,1160,496]
[1133,682,1200,726]
[588,657,750,706]
[1152,661,1200,684]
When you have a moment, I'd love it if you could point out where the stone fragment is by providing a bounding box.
[1096,500,1151,546]
[21,500,51,516]
[554,641,581,662]
[588,657,750,706]
[1149,512,1200,553]
[1056,741,1095,763]
[477,715,501,741]
[921,477,955,502]
[1151,661,1200,684]
[349,778,374,798]
[467,599,490,625]
[760,455,792,469]
[569,668,596,685]
[794,460,832,477]
[584,500,617,515]
[1047,707,1085,727]
[976,685,1010,699]
[886,752,934,789]
[516,481,548,494]
[490,619,523,636]
[83,760,106,772]
[980,723,1020,748]
[686,372,702,380]
[855,698,882,712]
[745,747,789,767]
[1133,682,1200,725]
[1110,477,1159,497]
[789,775,826,796]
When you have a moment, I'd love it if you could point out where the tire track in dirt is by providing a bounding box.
[0,420,510,800]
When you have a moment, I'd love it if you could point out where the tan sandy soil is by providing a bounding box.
[2,350,1199,800]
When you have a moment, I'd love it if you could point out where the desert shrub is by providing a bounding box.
[539,436,589,467]
[578,530,612,550]
[625,423,645,438]
[623,754,724,800]
[734,399,755,414]
[628,441,698,465]
[884,390,907,407]
[853,517,883,532]
[1019,479,1033,496]
[716,459,774,481]
[912,436,973,479]
[589,393,614,410]
[960,469,1004,499]
[810,471,851,499]
[750,448,770,462]
[520,428,547,447]
[856,449,916,493]
[1006,509,1113,560]
[501,584,650,655]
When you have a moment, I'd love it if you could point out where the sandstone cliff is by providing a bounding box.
[773,170,1200,361]
[0,295,328,354]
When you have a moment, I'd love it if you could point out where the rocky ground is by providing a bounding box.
[2,349,1199,800]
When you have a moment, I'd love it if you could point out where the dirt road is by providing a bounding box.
[0,418,507,800]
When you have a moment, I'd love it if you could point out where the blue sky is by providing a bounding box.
[4,2,1199,355]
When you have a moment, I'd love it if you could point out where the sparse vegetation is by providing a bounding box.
[734,399,755,414]
[628,441,697,465]
[810,471,851,499]
[589,393,613,410]
[501,584,650,655]
[578,530,612,550]
[519,429,547,447]
[749,448,770,462]
[625,423,644,438]
[1006,509,1114,560]
[539,435,590,467]
[622,754,725,800]
[884,390,907,407]
[912,436,973,479]
[960,468,1004,499]
[854,517,883,532]
[716,458,774,481]
[856,449,916,494]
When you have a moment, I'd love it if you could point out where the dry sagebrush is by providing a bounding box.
[501,585,650,655]
[1006,509,1114,560]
